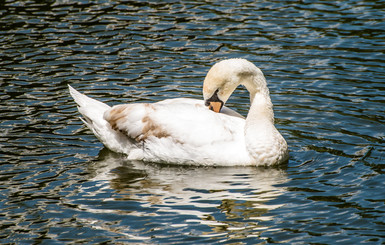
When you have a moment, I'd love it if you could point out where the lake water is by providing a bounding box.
[1,0,384,244]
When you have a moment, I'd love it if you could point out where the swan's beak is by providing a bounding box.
[205,89,224,113]
[208,101,223,113]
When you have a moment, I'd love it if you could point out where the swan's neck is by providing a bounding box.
[242,72,273,124]
[236,65,288,165]
[246,92,274,125]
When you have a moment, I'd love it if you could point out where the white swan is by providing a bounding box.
[68,58,288,166]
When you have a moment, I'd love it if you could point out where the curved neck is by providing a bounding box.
[246,92,274,124]
[241,73,274,124]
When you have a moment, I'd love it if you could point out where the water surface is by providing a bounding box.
[1,0,384,244]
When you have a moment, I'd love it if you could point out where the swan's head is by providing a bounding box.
[203,58,267,112]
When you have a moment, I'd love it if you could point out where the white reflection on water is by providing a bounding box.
[68,149,289,241]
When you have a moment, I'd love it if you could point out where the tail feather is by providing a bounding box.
[68,85,135,155]
[68,85,110,113]
[68,85,112,144]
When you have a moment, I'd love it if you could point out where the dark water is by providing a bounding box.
[1,0,384,243]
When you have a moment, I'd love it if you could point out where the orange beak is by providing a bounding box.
[208,101,222,113]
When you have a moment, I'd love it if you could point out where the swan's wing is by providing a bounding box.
[103,98,245,148]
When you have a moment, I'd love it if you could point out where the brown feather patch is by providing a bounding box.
[106,104,130,131]
[106,103,171,142]
[140,115,171,141]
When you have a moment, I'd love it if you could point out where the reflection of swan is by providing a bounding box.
[69,58,288,166]
[71,150,288,239]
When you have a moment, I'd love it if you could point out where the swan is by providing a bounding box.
[68,58,288,166]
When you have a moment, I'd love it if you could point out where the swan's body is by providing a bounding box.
[69,59,288,166]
